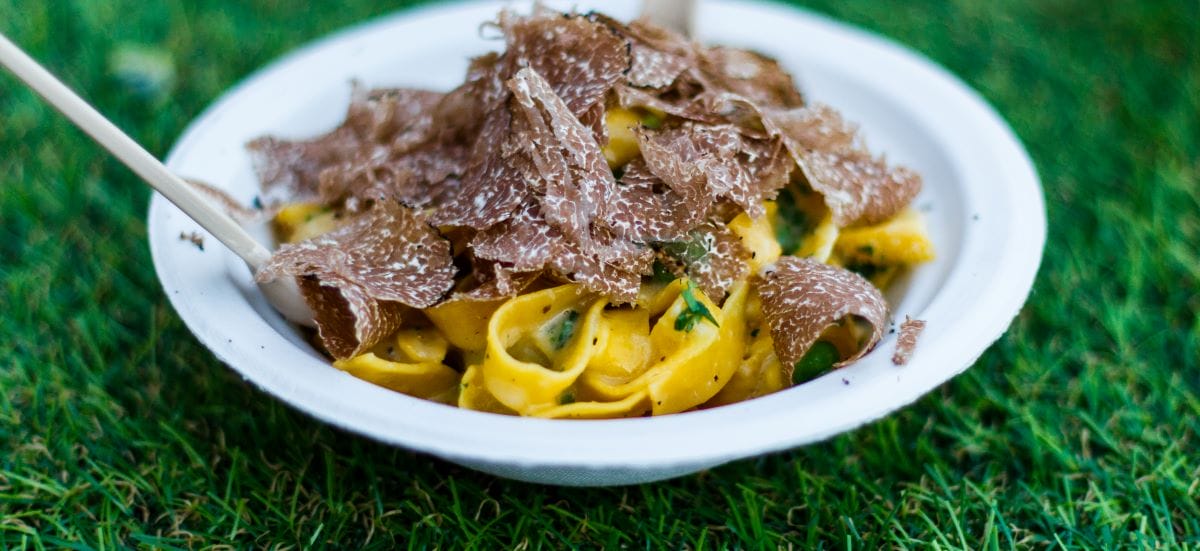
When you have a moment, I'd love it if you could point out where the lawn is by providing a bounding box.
[1,0,1197,548]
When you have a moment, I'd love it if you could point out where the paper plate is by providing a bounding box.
[148,0,1044,486]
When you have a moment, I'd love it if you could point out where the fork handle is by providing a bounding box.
[641,0,696,37]
[0,32,273,269]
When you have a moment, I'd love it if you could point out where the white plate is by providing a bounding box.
[148,0,1044,486]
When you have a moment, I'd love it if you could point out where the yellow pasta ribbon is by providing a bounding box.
[457,364,516,415]
[602,108,642,168]
[797,211,839,263]
[391,328,449,363]
[424,298,506,351]
[833,207,935,266]
[728,206,782,271]
[580,280,748,415]
[274,203,338,243]
[578,307,655,393]
[333,353,460,404]
[481,285,605,415]
[535,391,650,419]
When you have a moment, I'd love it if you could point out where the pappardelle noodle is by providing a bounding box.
[250,7,934,418]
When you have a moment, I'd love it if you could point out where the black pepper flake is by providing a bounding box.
[179,231,205,251]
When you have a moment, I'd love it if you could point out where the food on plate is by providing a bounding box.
[247,6,934,418]
[891,316,927,366]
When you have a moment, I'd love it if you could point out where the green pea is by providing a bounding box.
[793,341,839,384]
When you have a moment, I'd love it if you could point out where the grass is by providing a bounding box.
[1,0,1197,548]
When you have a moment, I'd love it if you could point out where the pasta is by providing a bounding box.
[248,7,936,418]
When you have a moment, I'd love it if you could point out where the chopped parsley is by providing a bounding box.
[792,340,839,384]
[550,309,580,350]
[774,190,810,254]
[559,390,576,405]
[674,282,719,332]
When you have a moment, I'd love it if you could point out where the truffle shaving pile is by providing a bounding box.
[250,7,921,362]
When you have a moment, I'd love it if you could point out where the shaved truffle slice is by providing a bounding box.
[603,159,702,242]
[316,142,468,209]
[442,261,541,304]
[431,52,506,143]
[471,201,646,303]
[579,102,609,148]
[765,104,921,227]
[697,47,805,109]
[257,201,454,308]
[471,202,557,271]
[659,222,749,300]
[727,136,793,213]
[637,124,713,208]
[765,103,858,151]
[507,67,617,253]
[803,151,922,227]
[308,105,466,211]
[297,274,406,359]
[429,108,527,228]
[615,84,710,123]
[421,8,632,229]
[619,18,695,89]
[342,87,443,152]
[891,316,926,365]
[558,247,644,303]
[639,123,791,218]
[248,86,443,206]
[499,9,631,115]
[248,132,360,206]
[756,256,889,366]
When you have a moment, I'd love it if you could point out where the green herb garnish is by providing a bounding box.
[640,112,663,129]
[792,341,839,384]
[660,232,709,265]
[559,390,576,405]
[651,259,677,284]
[674,282,719,332]
[774,190,810,254]
[550,310,580,350]
[844,262,882,280]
